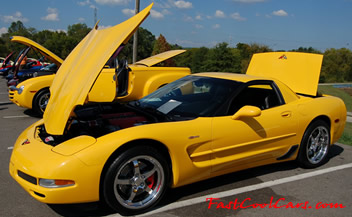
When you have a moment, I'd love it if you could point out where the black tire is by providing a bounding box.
[297,120,330,168]
[102,145,170,215]
[32,88,50,116]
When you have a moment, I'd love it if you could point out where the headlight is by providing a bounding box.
[39,179,75,188]
[18,86,25,94]
[9,85,25,94]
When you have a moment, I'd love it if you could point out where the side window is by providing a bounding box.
[228,83,282,115]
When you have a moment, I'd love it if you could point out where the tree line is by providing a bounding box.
[1,21,351,83]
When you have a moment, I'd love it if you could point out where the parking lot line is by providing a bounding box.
[3,115,31,119]
[107,163,352,217]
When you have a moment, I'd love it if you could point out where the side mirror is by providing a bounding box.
[231,106,261,120]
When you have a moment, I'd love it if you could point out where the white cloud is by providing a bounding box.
[78,17,85,22]
[195,24,203,29]
[99,25,112,29]
[272,9,288,16]
[230,12,246,21]
[174,1,193,9]
[48,29,67,33]
[195,15,202,20]
[183,15,193,22]
[215,10,226,18]
[1,11,28,23]
[95,0,130,5]
[232,0,266,3]
[122,8,135,17]
[41,8,59,21]
[0,27,8,35]
[212,24,220,29]
[150,9,164,19]
[123,8,168,19]
[78,0,91,6]
[162,9,172,15]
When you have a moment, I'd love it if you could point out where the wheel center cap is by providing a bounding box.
[132,176,143,186]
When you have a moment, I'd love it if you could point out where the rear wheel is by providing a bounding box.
[297,120,330,168]
[102,146,169,215]
[33,88,50,116]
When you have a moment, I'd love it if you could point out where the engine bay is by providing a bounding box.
[38,103,156,146]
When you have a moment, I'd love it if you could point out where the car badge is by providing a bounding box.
[45,136,55,143]
[278,54,287,60]
[22,139,30,145]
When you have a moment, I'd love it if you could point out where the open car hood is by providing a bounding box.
[134,50,186,67]
[44,3,152,135]
[11,36,63,66]
[246,52,323,96]
[1,52,14,67]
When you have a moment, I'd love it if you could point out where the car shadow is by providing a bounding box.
[48,202,115,217]
[46,144,344,217]
[0,102,12,111]
[23,109,42,118]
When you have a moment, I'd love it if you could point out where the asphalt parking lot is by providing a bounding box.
[1,76,351,217]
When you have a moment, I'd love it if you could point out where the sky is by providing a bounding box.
[0,0,351,51]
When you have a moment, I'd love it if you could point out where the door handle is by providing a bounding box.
[281,111,291,118]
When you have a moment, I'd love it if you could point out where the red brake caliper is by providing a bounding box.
[146,174,155,188]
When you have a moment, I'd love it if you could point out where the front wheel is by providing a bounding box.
[102,146,170,215]
[297,120,330,168]
[33,88,50,116]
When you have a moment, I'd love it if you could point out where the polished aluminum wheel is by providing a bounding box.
[306,126,329,164]
[113,155,165,210]
[38,91,50,113]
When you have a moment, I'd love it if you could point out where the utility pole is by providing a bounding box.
[132,0,140,63]
[94,7,97,25]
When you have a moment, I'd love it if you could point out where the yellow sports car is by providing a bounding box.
[8,37,189,115]
[9,3,346,215]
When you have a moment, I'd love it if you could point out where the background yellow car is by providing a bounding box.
[9,36,190,115]
[9,3,346,215]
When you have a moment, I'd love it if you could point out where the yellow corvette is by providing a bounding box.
[9,3,346,215]
[9,37,189,116]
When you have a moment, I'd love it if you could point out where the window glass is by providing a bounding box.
[228,83,281,115]
[139,75,242,118]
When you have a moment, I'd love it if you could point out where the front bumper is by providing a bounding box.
[8,88,34,109]
[9,121,102,204]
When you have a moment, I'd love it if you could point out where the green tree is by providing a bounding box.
[152,34,174,66]
[291,47,322,54]
[321,48,352,82]
[204,42,239,72]
[236,43,272,73]
[118,27,155,63]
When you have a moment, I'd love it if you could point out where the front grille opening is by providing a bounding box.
[18,170,37,185]
[33,191,45,198]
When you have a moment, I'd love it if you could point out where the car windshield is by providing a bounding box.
[138,75,242,118]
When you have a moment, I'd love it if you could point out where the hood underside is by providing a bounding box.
[134,50,186,67]
[43,3,153,135]
[246,52,323,96]
[11,36,63,66]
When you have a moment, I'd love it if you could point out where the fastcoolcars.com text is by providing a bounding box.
[206,197,346,210]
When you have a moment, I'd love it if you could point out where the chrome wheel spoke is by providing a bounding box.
[116,178,131,185]
[128,189,137,202]
[145,186,153,194]
[142,167,156,180]
[132,160,141,175]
